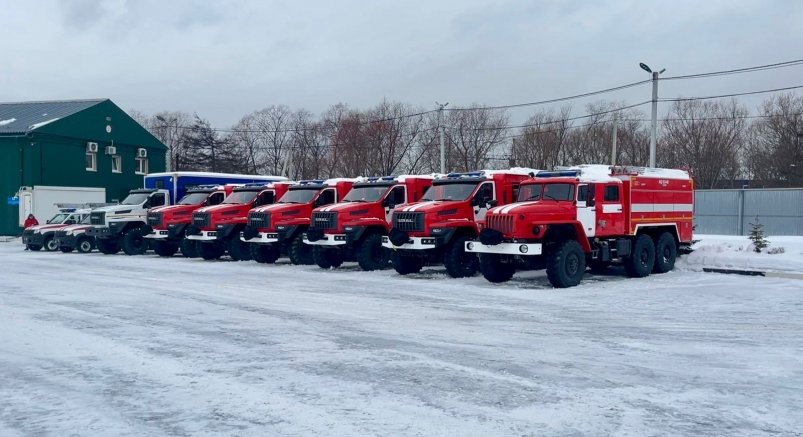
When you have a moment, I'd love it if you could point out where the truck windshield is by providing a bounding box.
[121,193,150,205]
[46,213,68,224]
[342,186,388,202]
[280,188,318,204]
[178,192,210,205]
[517,183,574,201]
[223,190,258,204]
[422,182,478,201]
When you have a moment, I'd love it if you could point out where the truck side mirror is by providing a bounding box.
[382,197,394,208]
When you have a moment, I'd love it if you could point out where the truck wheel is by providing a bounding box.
[653,232,677,274]
[197,241,224,260]
[546,240,586,288]
[180,239,198,258]
[356,233,390,271]
[479,254,516,283]
[313,247,344,269]
[76,237,94,254]
[624,234,655,278]
[443,235,479,278]
[251,244,280,264]
[96,238,121,255]
[391,251,424,275]
[122,229,148,256]
[27,244,42,251]
[227,238,253,261]
[43,236,58,252]
[59,245,74,253]
[153,240,179,257]
[288,233,314,265]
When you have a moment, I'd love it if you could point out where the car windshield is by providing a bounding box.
[517,183,575,201]
[223,190,258,204]
[46,213,68,224]
[280,188,318,204]
[422,182,478,201]
[178,192,210,205]
[122,193,150,205]
[342,186,388,202]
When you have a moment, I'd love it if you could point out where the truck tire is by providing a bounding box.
[197,241,224,260]
[27,244,42,251]
[227,238,253,261]
[180,238,198,258]
[391,251,424,275]
[443,235,479,278]
[652,232,677,274]
[288,233,314,265]
[76,237,94,254]
[313,247,344,269]
[122,229,148,256]
[43,235,58,252]
[251,244,280,264]
[546,240,586,288]
[59,245,74,253]
[624,234,655,278]
[479,253,515,283]
[153,240,179,257]
[356,233,390,271]
[96,238,121,255]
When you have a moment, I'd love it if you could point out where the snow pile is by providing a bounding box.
[679,234,803,273]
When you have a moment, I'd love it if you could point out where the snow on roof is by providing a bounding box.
[0,118,16,126]
[615,166,691,180]
[324,177,362,186]
[28,118,60,130]
[145,171,288,181]
[485,167,543,177]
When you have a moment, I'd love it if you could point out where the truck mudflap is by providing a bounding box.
[186,230,218,241]
[303,233,348,246]
[464,240,543,256]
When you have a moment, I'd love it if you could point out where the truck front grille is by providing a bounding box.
[310,211,337,230]
[248,212,271,228]
[192,212,211,228]
[393,212,424,232]
[90,212,105,225]
[147,212,163,226]
[486,214,514,234]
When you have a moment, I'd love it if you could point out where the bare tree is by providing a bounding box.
[744,93,803,187]
[445,105,509,172]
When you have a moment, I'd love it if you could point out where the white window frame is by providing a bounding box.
[85,151,97,172]
[135,157,148,175]
[112,155,122,173]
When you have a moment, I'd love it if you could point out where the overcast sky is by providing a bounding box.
[2,0,801,127]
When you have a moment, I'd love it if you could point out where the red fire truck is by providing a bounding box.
[142,185,232,257]
[186,182,291,261]
[304,175,434,271]
[465,165,694,288]
[382,169,536,277]
[241,178,357,265]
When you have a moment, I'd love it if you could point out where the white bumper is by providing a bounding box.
[464,241,543,256]
[186,230,218,241]
[381,236,438,250]
[303,233,347,246]
[241,232,279,244]
[144,230,170,239]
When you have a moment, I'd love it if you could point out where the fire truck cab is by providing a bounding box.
[304,175,434,271]
[466,165,694,288]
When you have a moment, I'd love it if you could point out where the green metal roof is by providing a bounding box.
[0,99,106,135]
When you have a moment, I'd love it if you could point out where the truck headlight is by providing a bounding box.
[467,242,474,250]
[519,244,528,254]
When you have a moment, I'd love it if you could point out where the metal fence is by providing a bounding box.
[694,188,803,236]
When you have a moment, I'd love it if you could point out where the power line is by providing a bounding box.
[659,85,803,102]
[661,58,803,81]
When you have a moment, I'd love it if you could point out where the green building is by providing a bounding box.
[0,99,166,235]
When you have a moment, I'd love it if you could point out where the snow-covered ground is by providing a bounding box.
[681,234,803,274]
[1,239,801,436]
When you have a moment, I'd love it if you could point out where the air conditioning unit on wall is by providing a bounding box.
[105,145,117,155]
[86,142,98,153]
[137,148,147,158]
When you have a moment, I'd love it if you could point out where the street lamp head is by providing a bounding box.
[639,62,652,73]
[156,115,166,122]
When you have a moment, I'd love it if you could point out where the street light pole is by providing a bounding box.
[436,101,449,174]
[640,62,665,168]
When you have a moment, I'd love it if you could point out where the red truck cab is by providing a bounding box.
[186,182,291,261]
[241,178,357,265]
[465,165,694,287]
[382,169,536,277]
[143,185,232,257]
[304,175,434,271]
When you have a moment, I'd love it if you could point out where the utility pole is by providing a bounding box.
[436,101,448,173]
[611,112,618,166]
[639,62,665,168]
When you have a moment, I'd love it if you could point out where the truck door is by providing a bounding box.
[576,184,596,237]
[148,192,166,208]
[472,182,495,221]
[596,183,624,236]
[207,192,225,206]
[314,188,336,207]
[384,186,407,223]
